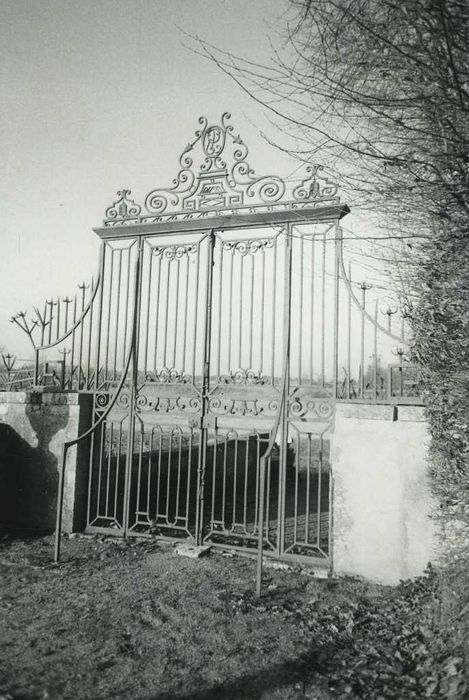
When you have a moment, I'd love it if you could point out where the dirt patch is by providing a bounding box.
[0,534,458,699]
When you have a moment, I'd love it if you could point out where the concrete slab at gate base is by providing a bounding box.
[0,391,92,533]
[332,402,437,585]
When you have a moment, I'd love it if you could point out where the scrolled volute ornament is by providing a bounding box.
[292,165,339,202]
[105,189,142,221]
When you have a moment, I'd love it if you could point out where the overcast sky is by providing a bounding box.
[0,0,299,355]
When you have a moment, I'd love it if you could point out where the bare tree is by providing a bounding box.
[190,0,469,503]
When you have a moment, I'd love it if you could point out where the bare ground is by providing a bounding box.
[0,533,458,700]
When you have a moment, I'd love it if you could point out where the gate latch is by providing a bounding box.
[202,415,217,430]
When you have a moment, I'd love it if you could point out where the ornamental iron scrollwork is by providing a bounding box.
[218,368,271,385]
[144,368,192,384]
[152,243,198,261]
[104,189,142,222]
[222,238,275,256]
[289,397,335,420]
[208,396,279,417]
[103,113,340,226]
[135,394,201,414]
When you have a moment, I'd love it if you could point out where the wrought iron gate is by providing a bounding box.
[84,220,336,564]
[13,113,418,566]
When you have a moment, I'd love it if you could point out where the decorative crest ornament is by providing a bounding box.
[105,189,142,221]
[103,113,340,226]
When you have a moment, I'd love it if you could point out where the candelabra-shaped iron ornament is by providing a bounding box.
[381,305,398,334]
[358,281,373,398]
[1,352,16,387]
[12,280,95,350]
[10,278,96,390]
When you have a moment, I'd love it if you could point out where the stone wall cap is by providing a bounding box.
[0,391,27,403]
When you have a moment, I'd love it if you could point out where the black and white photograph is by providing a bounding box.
[0,1,468,698]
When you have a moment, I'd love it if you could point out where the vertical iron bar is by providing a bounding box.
[122,237,144,536]
[135,421,143,527]
[248,252,254,370]
[48,301,53,345]
[166,431,173,523]
[70,295,77,389]
[185,429,193,530]
[270,241,278,385]
[298,233,304,383]
[123,247,132,362]
[310,234,315,385]
[222,435,227,529]
[162,257,171,369]
[347,263,352,399]
[374,301,378,400]
[93,243,107,390]
[359,282,372,398]
[238,253,244,370]
[232,436,239,528]
[78,284,87,388]
[260,247,265,375]
[293,432,299,544]
[278,223,292,556]
[105,423,113,517]
[34,348,40,386]
[216,239,224,378]
[195,231,215,545]
[41,302,47,346]
[114,422,122,522]
[321,233,326,388]
[210,428,218,532]
[85,277,95,388]
[182,253,190,374]
[191,245,201,382]
[227,248,234,371]
[104,251,114,382]
[243,435,249,531]
[143,246,153,374]
[316,434,323,547]
[86,430,95,529]
[152,254,162,371]
[333,225,340,398]
[172,259,181,369]
[97,422,106,517]
[54,445,68,562]
[56,297,61,341]
[146,428,153,522]
[175,429,183,520]
[112,251,123,380]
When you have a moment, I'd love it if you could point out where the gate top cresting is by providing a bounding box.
[94,112,349,238]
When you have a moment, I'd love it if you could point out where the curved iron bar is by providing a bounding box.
[337,230,408,345]
[36,244,104,352]
[54,244,139,562]
[54,341,133,562]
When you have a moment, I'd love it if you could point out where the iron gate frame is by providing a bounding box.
[74,212,346,563]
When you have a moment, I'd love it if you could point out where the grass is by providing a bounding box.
[0,533,466,700]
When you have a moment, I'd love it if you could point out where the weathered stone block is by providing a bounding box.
[0,392,92,533]
[174,543,211,559]
[332,402,437,585]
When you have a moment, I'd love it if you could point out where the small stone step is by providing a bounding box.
[174,543,211,559]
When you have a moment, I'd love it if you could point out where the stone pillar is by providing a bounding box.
[331,403,437,585]
[0,390,92,533]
